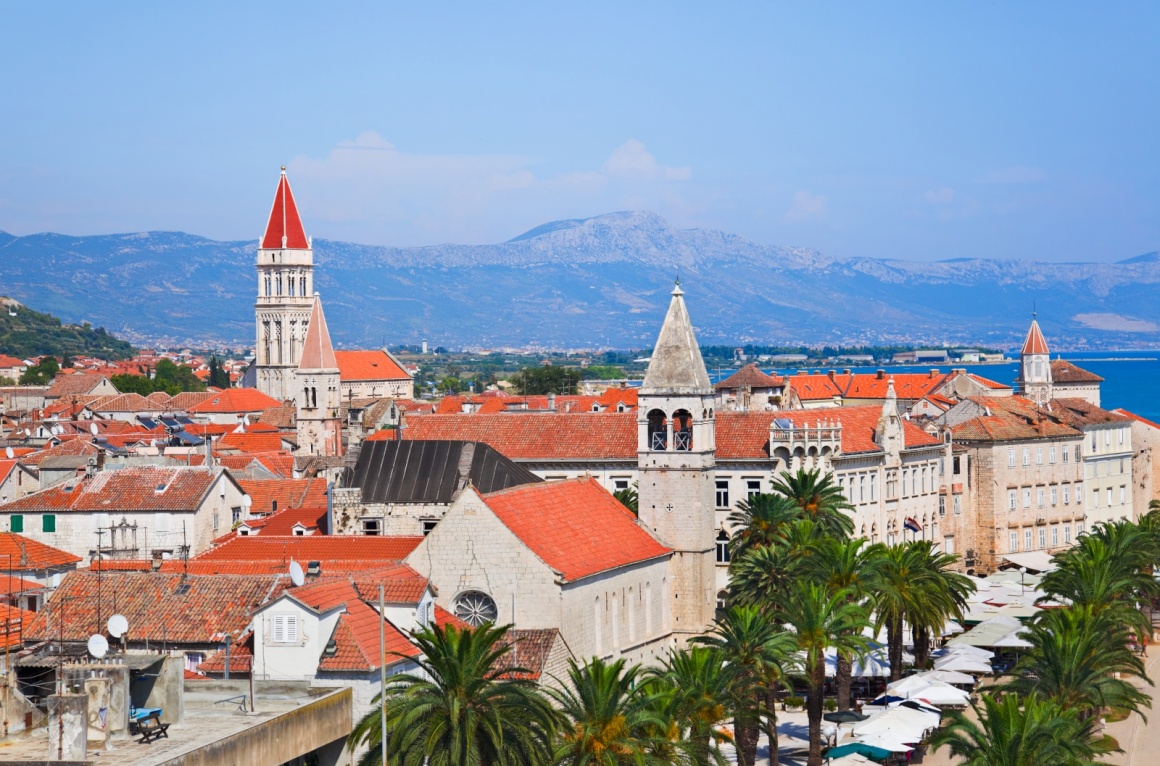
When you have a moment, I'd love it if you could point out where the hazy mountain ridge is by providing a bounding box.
[2,212,1158,350]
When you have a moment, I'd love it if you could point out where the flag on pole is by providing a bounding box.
[904,517,923,533]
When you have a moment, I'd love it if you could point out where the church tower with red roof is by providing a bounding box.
[1016,315,1052,405]
[254,168,315,402]
[636,281,717,642]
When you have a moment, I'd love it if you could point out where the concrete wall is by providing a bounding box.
[1081,422,1134,526]
[1128,418,1160,519]
[253,597,343,682]
[45,694,87,762]
[153,687,352,766]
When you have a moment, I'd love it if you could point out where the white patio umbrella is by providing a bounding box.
[934,655,992,674]
[933,644,995,659]
[853,708,938,739]
[886,675,934,696]
[940,620,965,636]
[911,682,970,706]
[921,669,977,685]
[854,732,918,752]
[992,630,1033,648]
[824,648,892,677]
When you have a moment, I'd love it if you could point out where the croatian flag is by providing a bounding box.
[904,517,923,533]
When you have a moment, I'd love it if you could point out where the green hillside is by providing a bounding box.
[0,299,133,360]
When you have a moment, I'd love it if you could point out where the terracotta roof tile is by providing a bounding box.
[1049,398,1130,427]
[0,604,36,648]
[195,535,424,564]
[45,374,112,399]
[715,364,783,391]
[170,391,215,411]
[0,467,221,513]
[26,571,283,643]
[334,350,410,382]
[786,374,847,400]
[1113,408,1160,431]
[496,628,562,680]
[218,431,285,454]
[0,533,82,570]
[1022,320,1050,355]
[262,171,309,250]
[237,478,327,516]
[951,396,1082,442]
[480,478,670,582]
[188,389,282,414]
[1050,359,1103,384]
[394,412,638,460]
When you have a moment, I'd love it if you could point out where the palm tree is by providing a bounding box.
[905,541,974,668]
[782,582,871,766]
[871,541,972,680]
[694,606,799,766]
[930,692,1102,766]
[553,657,669,766]
[728,543,802,611]
[770,467,855,539]
[350,623,557,766]
[726,492,801,559]
[802,537,886,710]
[1040,525,1158,638]
[645,647,732,765]
[1003,604,1151,720]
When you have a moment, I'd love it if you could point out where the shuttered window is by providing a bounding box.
[271,615,299,643]
[42,515,55,533]
[9,515,22,533]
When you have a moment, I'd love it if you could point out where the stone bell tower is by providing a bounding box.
[1016,315,1053,406]
[254,168,314,402]
[637,281,717,641]
[295,295,344,457]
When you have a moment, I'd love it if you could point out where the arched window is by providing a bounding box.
[647,409,667,451]
[453,590,497,627]
[644,583,653,637]
[715,530,731,563]
[264,275,272,296]
[594,596,602,655]
[300,275,307,296]
[673,409,693,451]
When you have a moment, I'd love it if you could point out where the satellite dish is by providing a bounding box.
[289,560,305,587]
[107,614,129,638]
[87,634,109,659]
[242,495,252,509]
[4,447,12,459]
[242,414,250,426]
[90,423,99,436]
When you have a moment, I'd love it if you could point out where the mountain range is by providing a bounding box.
[1,212,1158,351]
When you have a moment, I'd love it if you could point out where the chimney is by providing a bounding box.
[842,369,851,375]
[930,368,940,378]
[876,369,885,380]
[306,561,321,577]
[151,550,163,571]
[548,392,556,411]
[827,370,836,380]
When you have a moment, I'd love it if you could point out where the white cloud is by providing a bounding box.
[783,190,828,222]
[287,133,697,244]
[602,139,693,182]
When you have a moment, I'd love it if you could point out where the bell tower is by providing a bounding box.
[255,168,314,402]
[295,295,344,457]
[1016,315,1052,405]
[637,281,716,642]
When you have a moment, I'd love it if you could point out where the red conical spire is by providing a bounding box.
[1021,317,1049,356]
[299,295,337,370]
[261,167,309,249]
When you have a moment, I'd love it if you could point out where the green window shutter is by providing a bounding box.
[9,515,22,533]
[42,515,55,533]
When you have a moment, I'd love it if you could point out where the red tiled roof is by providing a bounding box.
[964,373,1012,391]
[481,478,670,582]
[26,571,283,643]
[18,439,100,467]
[261,170,309,250]
[195,535,424,564]
[951,396,1081,442]
[1050,359,1103,384]
[1021,320,1050,355]
[188,388,282,414]
[170,391,215,411]
[388,408,940,461]
[0,604,36,648]
[1113,409,1160,431]
[435,605,469,631]
[0,355,25,368]
[45,374,111,399]
[1049,398,1130,427]
[0,532,82,570]
[0,573,45,595]
[198,634,251,674]
[218,431,285,454]
[334,350,409,382]
[596,387,638,409]
[237,478,327,515]
[843,372,945,400]
[786,373,847,400]
[0,467,222,513]
[715,364,783,391]
[497,628,562,681]
[91,393,155,413]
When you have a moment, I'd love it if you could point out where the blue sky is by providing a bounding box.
[0,3,1156,262]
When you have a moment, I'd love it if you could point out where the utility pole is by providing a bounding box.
[379,585,387,766]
